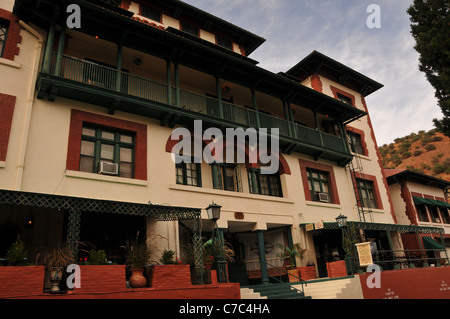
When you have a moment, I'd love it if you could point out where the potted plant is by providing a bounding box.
[36,244,75,294]
[159,248,177,265]
[277,243,306,282]
[125,241,152,288]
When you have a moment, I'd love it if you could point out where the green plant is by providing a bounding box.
[425,143,436,151]
[413,150,423,157]
[6,236,28,266]
[276,243,306,270]
[203,239,235,264]
[125,242,152,269]
[88,249,108,265]
[159,249,176,265]
[36,244,75,269]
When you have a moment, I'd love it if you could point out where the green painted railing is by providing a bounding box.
[50,54,348,154]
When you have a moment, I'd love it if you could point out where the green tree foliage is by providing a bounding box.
[407,1,450,137]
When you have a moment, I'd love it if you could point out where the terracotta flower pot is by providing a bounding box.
[129,268,146,288]
[287,269,299,282]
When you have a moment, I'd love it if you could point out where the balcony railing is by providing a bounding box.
[47,54,348,156]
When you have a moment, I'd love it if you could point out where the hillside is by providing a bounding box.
[379,129,450,182]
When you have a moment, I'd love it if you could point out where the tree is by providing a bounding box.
[407,0,450,137]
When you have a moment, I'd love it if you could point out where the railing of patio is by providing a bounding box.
[371,248,449,270]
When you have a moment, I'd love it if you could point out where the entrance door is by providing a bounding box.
[313,230,345,278]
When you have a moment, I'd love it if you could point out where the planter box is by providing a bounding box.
[326,260,348,278]
[76,265,126,294]
[298,266,316,281]
[151,265,192,289]
[0,266,45,298]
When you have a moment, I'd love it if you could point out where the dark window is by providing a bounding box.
[216,35,233,50]
[307,168,331,202]
[141,5,161,22]
[80,125,134,178]
[347,131,364,155]
[0,20,8,58]
[213,164,242,192]
[440,207,450,224]
[357,178,377,208]
[181,21,199,36]
[337,93,352,106]
[248,169,282,197]
[416,204,429,222]
[176,156,202,187]
[428,205,441,223]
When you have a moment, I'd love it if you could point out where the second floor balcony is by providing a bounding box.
[37,52,357,166]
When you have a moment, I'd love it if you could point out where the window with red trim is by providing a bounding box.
[299,159,340,204]
[66,110,147,180]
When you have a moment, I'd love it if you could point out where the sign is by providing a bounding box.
[315,220,324,230]
[355,242,373,267]
[305,224,315,231]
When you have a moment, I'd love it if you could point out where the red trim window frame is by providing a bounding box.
[66,109,147,180]
[330,85,356,108]
[0,9,21,61]
[346,126,368,156]
[299,159,340,204]
[0,93,16,162]
[352,172,383,209]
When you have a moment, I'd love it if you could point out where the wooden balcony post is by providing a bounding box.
[54,26,66,77]
[42,19,57,74]
[174,63,180,107]
[166,59,172,105]
[313,110,325,147]
[115,44,122,92]
[215,76,224,118]
[251,89,261,129]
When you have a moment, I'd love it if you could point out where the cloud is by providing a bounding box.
[182,0,440,145]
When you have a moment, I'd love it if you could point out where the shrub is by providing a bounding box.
[424,143,436,151]
[432,163,446,175]
[6,236,28,266]
[413,150,423,157]
[402,152,412,159]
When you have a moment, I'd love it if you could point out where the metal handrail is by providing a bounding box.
[260,261,307,295]
[370,248,448,269]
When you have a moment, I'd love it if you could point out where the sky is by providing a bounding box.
[182,0,442,146]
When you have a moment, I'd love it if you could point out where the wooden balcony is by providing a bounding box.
[37,54,353,166]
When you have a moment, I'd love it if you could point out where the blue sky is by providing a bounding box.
[182,0,442,146]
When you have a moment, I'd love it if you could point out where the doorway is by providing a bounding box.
[312,229,345,278]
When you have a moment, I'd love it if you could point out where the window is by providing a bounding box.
[337,93,352,105]
[0,20,8,57]
[416,204,429,222]
[428,205,441,223]
[357,178,377,208]
[216,35,233,50]
[440,207,450,224]
[347,131,364,155]
[213,164,242,192]
[79,125,135,178]
[176,156,201,187]
[141,5,161,22]
[248,169,282,197]
[307,168,331,202]
[181,21,199,37]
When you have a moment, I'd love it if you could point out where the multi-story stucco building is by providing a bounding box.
[1,0,447,286]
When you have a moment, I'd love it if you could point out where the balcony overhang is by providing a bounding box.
[14,0,366,125]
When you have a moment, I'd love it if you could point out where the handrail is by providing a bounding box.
[260,261,307,295]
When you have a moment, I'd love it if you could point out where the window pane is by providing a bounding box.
[119,162,132,178]
[79,156,94,173]
[101,131,115,140]
[0,22,7,57]
[120,134,133,144]
[141,5,160,21]
[82,127,96,137]
[101,143,114,160]
[120,147,132,162]
[80,140,95,156]
[224,167,235,191]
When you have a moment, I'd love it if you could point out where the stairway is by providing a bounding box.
[240,283,311,299]
[302,276,363,299]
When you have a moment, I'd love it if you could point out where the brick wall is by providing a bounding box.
[0,266,45,298]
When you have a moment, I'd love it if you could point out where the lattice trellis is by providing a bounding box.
[300,221,444,234]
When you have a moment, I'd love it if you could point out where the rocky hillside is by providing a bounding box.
[379,129,450,181]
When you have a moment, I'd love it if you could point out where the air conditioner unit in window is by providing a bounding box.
[316,192,329,203]
[98,162,119,176]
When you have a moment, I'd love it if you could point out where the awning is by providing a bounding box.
[422,236,445,250]
[412,196,433,206]
[413,196,450,208]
